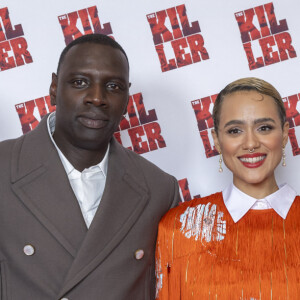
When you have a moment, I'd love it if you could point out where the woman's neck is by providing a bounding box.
[233,176,279,199]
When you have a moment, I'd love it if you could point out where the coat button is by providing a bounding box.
[23,244,35,256]
[134,249,144,260]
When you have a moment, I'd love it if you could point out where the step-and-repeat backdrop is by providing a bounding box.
[1,0,300,200]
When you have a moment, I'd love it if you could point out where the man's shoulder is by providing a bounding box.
[111,140,180,208]
[0,136,25,178]
[121,145,174,179]
[0,135,22,157]
[0,117,50,168]
[0,116,48,150]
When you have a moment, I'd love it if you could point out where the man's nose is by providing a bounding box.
[84,84,106,106]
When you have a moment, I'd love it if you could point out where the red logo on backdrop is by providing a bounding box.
[15,96,55,134]
[283,94,300,156]
[146,4,209,72]
[178,178,200,201]
[191,92,300,158]
[15,92,166,155]
[235,2,297,70]
[0,7,33,72]
[58,6,113,45]
[191,94,218,158]
[114,93,166,154]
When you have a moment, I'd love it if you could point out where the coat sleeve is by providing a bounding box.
[170,176,182,209]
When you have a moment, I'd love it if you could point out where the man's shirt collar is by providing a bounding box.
[222,182,297,223]
[47,112,109,177]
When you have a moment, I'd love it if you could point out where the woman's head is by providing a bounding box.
[211,77,289,196]
[213,77,286,134]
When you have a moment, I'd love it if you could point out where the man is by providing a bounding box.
[0,34,180,299]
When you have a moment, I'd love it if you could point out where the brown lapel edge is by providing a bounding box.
[10,116,87,258]
[58,138,150,297]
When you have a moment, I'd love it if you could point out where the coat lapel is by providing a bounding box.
[58,138,149,298]
[11,116,87,257]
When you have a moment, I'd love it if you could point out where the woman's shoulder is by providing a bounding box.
[159,191,224,227]
[289,194,300,205]
[292,195,300,206]
[191,191,223,204]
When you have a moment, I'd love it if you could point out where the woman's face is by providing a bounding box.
[212,90,289,193]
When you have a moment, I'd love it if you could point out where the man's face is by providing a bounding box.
[50,43,130,151]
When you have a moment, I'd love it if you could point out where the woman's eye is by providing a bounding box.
[227,128,241,135]
[258,125,273,132]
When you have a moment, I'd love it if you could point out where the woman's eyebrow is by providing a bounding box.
[224,118,276,128]
[224,120,244,128]
[254,118,276,124]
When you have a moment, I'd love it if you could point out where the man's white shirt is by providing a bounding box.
[47,112,109,228]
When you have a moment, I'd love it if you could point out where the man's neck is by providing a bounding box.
[53,134,109,172]
[48,113,110,172]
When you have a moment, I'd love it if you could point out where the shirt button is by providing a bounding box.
[60,298,69,300]
[23,244,35,256]
[134,249,144,260]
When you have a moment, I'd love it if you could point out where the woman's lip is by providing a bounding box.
[238,154,267,168]
[238,153,266,158]
[77,116,108,129]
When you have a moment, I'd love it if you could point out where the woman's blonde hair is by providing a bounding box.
[213,77,286,134]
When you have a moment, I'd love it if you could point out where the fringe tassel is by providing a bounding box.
[156,194,300,299]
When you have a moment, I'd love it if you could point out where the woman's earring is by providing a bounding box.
[282,147,286,167]
[219,153,223,173]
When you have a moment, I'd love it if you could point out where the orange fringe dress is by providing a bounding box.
[155,192,300,299]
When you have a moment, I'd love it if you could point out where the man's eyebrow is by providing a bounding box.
[67,72,127,81]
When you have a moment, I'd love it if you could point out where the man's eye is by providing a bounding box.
[72,79,87,87]
[107,82,123,90]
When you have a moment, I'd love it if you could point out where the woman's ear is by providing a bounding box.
[282,121,289,147]
[211,129,221,153]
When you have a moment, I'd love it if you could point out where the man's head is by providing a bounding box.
[50,34,131,154]
[56,34,129,75]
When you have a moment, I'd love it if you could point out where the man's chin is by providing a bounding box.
[73,136,111,151]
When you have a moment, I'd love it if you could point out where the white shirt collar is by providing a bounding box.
[222,182,297,223]
[47,112,109,177]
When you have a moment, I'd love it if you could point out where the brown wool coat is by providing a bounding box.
[0,115,180,300]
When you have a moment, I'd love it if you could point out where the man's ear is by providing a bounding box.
[50,73,58,106]
[123,82,131,115]
[123,97,129,115]
[211,129,221,153]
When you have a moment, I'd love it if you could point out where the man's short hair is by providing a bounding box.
[57,34,129,74]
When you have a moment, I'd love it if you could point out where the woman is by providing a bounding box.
[155,77,300,299]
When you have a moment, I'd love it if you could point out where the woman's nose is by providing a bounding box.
[243,130,260,151]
